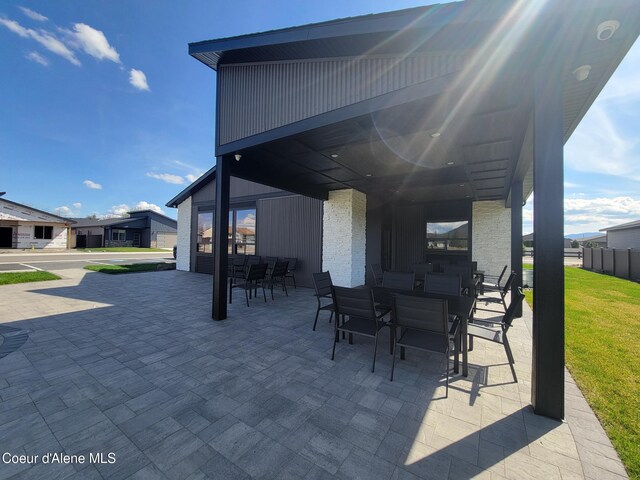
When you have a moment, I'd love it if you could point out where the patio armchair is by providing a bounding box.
[284,257,297,288]
[467,287,525,382]
[424,273,462,297]
[477,271,516,312]
[311,271,334,331]
[390,294,458,396]
[229,263,268,307]
[413,263,433,289]
[331,286,389,372]
[480,264,508,292]
[382,271,415,291]
[268,260,289,299]
[370,264,384,287]
[265,256,279,274]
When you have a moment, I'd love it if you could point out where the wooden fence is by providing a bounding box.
[582,247,640,281]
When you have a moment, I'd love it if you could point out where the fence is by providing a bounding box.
[582,247,640,281]
[523,248,582,259]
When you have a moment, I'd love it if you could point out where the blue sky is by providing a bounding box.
[1,1,638,235]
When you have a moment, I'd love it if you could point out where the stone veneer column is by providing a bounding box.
[322,189,366,287]
[472,200,511,276]
[176,197,192,271]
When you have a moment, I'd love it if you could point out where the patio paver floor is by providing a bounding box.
[0,269,628,479]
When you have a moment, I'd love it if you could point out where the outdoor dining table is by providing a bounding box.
[370,286,475,377]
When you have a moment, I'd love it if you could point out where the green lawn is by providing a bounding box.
[524,267,639,479]
[84,263,175,274]
[0,271,60,285]
[76,247,167,252]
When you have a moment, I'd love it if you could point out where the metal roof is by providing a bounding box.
[601,220,640,232]
[0,196,75,224]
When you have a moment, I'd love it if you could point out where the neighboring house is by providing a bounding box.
[522,233,571,248]
[577,234,607,248]
[0,192,74,249]
[601,220,640,249]
[165,167,323,288]
[69,210,177,249]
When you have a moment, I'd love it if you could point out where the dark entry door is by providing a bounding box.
[0,227,12,248]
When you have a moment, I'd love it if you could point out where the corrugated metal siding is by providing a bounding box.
[219,53,466,144]
[256,195,323,288]
[607,227,640,249]
[192,176,284,203]
[392,204,425,271]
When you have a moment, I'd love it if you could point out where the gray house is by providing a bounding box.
[70,210,177,249]
[601,220,640,249]
[166,167,322,288]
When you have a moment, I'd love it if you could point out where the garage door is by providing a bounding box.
[155,233,177,248]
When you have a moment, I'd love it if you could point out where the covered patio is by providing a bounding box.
[0,269,625,479]
[189,0,640,421]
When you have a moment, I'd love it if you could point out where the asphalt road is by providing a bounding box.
[0,252,175,272]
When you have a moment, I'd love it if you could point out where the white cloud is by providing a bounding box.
[100,204,129,218]
[131,201,164,215]
[18,7,48,22]
[73,202,82,209]
[83,179,102,190]
[146,172,184,185]
[54,206,73,216]
[25,51,48,66]
[185,174,202,183]
[64,23,120,63]
[129,68,150,91]
[0,18,80,65]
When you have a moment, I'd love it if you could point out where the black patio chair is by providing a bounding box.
[382,271,415,291]
[481,265,508,292]
[468,287,525,382]
[331,286,389,372]
[311,271,334,331]
[370,264,384,287]
[228,255,247,283]
[268,260,289,299]
[413,263,433,289]
[477,271,516,312]
[229,263,268,307]
[284,257,297,288]
[265,256,279,274]
[390,295,458,396]
[424,273,462,297]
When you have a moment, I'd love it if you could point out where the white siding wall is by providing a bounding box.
[472,201,511,277]
[15,224,68,249]
[176,197,192,271]
[322,190,367,287]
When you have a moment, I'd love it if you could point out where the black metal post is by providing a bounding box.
[213,155,231,320]
[532,63,565,420]
[511,181,523,317]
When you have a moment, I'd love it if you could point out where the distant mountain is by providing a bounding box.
[566,232,601,240]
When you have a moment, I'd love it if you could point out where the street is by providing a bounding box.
[0,251,175,272]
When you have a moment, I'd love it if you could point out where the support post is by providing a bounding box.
[213,155,231,320]
[532,63,564,419]
[511,181,523,317]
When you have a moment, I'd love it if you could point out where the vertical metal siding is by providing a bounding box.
[256,195,323,288]
[391,204,425,271]
[218,53,467,144]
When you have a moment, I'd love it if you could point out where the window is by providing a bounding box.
[111,229,126,242]
[233,209,256,255]
[426,221,468,251]
[34,225,53,240]
[197,212,213,253]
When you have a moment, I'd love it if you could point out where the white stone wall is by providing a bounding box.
[322,189,366,287]
[472,201,511,278]
[176,197,192,271]
[15,224,68,249]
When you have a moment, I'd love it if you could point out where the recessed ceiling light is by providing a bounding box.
[430,132,441,138]
[330,154,339,158]
[573,65,591,82]
[597,20,620,41]
[365,173,373,177]
[458,184,465,187]
[447,161,455,166]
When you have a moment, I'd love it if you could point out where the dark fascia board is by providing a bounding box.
[600,220,640,232]
[165,166,216,208]
[129,210,177,226]
[188,3,467,69]
[0,197,76,224]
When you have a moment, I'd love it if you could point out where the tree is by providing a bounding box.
[85,214,98,220]
[571,239,579,248]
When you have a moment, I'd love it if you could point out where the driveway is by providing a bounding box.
[0,252,174,272]
[0,269,627,479]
